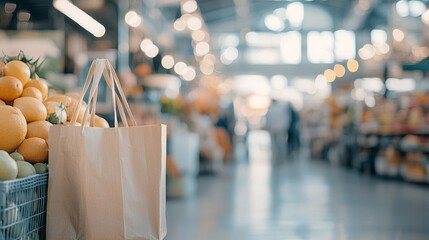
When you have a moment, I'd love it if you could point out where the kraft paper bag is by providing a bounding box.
[47,59,167,240]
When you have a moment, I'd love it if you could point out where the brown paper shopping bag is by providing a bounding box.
[47,59,167,240]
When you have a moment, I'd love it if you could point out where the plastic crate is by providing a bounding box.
[0,173,48,240]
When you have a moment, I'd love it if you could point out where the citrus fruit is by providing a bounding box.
[65,92,81,100]
[0,106,27,153]
[16,160,36,178]
[0,76,23,101]
[21,87,43,101]
[33,163,48,174]
[17,137,48,164]
[94,115,109,128]
[0,150,18,180]
[10,152,24,161]
[24,79,49,99]
[26,121,52,141]
[44,94,72,107]
[75,105,88,123]
[13,97,47,122]
[3,60,30,86]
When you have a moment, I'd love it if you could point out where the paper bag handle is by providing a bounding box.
[70,59,137,128]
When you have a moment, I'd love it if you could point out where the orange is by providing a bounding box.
[68,97,87,121]
[44,94,72,106]
[65,92,81,100]
[76,106,89,123]
[17,137,48,164]
[94,115,109,128]
[0,106,27,153]
[26,121,52,141]
[0,76,23,101]
[24,79,49,100]
[3,60,30,86]
[13,97,47,122]
[21,87,43,101]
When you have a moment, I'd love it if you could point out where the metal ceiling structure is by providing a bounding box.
[2,0,429,79]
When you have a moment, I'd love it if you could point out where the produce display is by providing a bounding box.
[308,89,429,183]
[0,52,110,181]
[0,52,111,239]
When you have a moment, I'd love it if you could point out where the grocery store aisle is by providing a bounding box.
[166,131,429,240]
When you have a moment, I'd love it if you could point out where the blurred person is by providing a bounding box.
[265,99,290,161]
[287,102,301,157]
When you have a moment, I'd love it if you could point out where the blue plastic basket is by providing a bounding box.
[0,173,48,240]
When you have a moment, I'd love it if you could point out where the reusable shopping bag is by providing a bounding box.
[47,59,167,240]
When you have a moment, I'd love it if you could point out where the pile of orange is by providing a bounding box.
[0,56,110,165]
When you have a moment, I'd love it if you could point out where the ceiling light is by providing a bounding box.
[371,29,387,46]
[200,60,214,75]
[203,54,216,63]
[173,18,186,31]
[140,38,153,52]
[378,43,390,55]
[53,0,105,37]
[182,0,198,14]
[365,95,375,108]
[286,2,304,28]
[392,28,405,42]
[333,64,346,78]
[145,45,159,58]
[221,34,240,47]
[125,10,142,27]
[270,75,288,89]
[161,55,175,69]
[347,59,359,72]
[195,42,210,56]
[264,14,285,32]
[358,44,375,60]
[221,47,238,64]
[409,0,426,16]
[422,10,429,25]
[192,30,206,42]
[273,8,287,20]
[174,62,188,75]
[324,69,336,82]
[187,16,202,30]
[315,74,327,89]
[182,66,196,81]
[245,32,258,45]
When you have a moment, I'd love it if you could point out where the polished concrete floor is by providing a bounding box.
[166,132,429,240]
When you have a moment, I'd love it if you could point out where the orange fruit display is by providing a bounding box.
[0,76,23,102]
[17,137,48,164]
[13,97,47,122]
[3,60,31,86]
[0,106,27,153]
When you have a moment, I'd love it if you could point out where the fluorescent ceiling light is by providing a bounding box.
[53,0,105,37]
[264,14,285,32]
